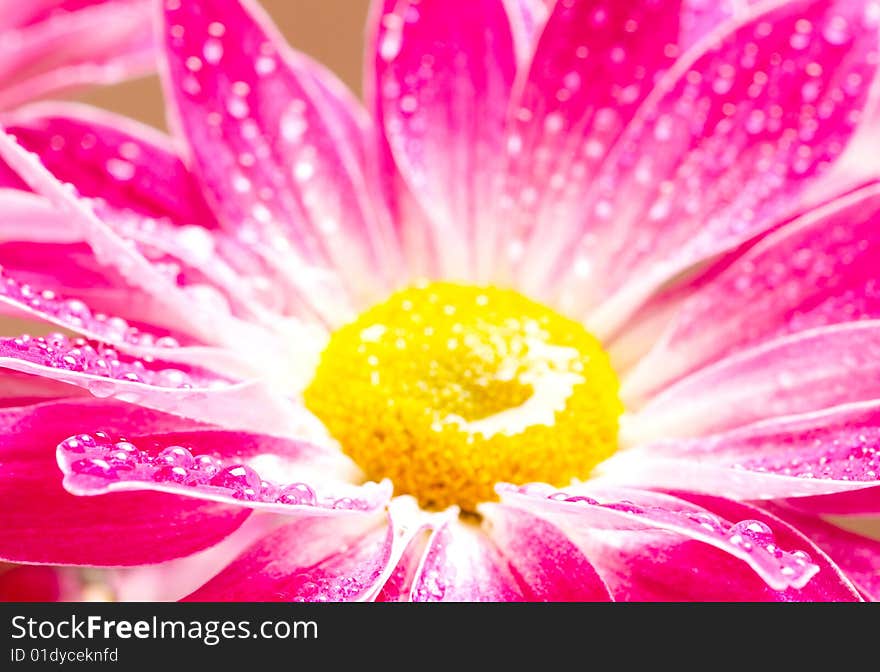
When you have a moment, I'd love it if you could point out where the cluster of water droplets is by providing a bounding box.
[733,430,880,482]
[58,431,370,510]
[504,484,817,588]
[4,333,199,391]
[0,265,182,349]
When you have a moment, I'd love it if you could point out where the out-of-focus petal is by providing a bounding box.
[603,401,880,500]
[0,1,154,110]
[481,503,613,600]
[0,565,67,601]
[0,130,263,349]
[4,102,218,228]
[536,0,880,333]
[371,0,517,280]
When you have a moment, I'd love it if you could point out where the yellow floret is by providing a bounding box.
[304,282,622,512]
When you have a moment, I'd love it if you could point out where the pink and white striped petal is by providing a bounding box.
[499,484,824,592]
[0,131,253,347]
[410,518,525,601]
[540,0,880,332]
[4,103,218,228]
[0,1,154,110]
[56,428,385,515]
[0,398,251,566]
[183,498,421,601]
[626,321,880,439]
[624,183,880,404]
[0,332,314,437]
[501,0,681,282]
[372,0,517,280]
[603,401,880,500]
[158,0,395,321]
[760,503,880,600]
[482,504,613,601]
[563,491,862,601]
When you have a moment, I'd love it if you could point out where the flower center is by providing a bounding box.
[304,282,622,512]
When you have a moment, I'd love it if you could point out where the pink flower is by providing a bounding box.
[1,0,880,601]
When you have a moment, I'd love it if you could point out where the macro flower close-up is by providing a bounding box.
[1,0,880,603]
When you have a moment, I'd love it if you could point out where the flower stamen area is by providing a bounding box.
[305,282,622,511]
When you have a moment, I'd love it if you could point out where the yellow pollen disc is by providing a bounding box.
[304,282,622,512]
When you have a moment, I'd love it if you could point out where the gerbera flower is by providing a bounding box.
[1,0,879,601]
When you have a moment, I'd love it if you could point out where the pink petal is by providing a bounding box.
[603,402,880,500]
[679,0,759,50]
[502,0,681,283]
[0,331,313,437]
[499,484,823,591]
[4,102,218,228]
[410,519,525,601]
[3,105,307,325]
[0,131,250,346]
[374,528,433,602]
[624,183,880,404]
[0,565,67,601]
[0,398,250,565]
[56,427,387,516]
[503,0,552,61]
[372,0,517,279]
[158,0,396,321]
[779,488,880,516]
[761,503,880,600]
[111,513,278,601]
[482,504,613,601]
[542,0,880,332]
[184,498,420,601]
[0,1,154,110]
[627,321,880,439]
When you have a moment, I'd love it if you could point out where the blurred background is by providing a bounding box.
[78,0,372,130]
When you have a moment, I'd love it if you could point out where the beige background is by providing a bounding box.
[79,0,372,129]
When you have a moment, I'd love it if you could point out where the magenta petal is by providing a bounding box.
[372,0,517,279]
[482,504,613,601]
[605,402,880,500]
[0,1,154,110]
[0,131,241,344]
[0,399,250,565]
[183,498,425,602]
[760,503,880,600]
[628,322,880,439]
[499,484,823,592]
[625,183,880,403]
[503,0,681,283]
[56,427,387,516]
[159,0,395,319]
[410,519,525,601]
[544,486,860,602]
[5,102,218,228]
[0,565,66,601]
[545,0,880,330]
